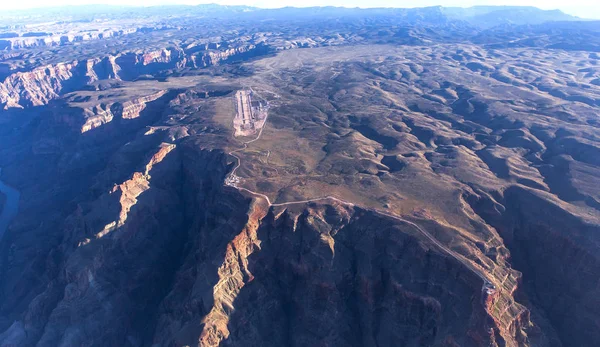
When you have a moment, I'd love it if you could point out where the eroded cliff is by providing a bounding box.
[0,43,269,109]
[0,143,508,347]
[0,14,599,346]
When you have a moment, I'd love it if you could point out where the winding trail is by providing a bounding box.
[0,168,20,242]
[225,101,494,290]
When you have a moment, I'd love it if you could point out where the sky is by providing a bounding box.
[2,0,599,19]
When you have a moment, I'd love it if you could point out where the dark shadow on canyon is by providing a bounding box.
[219,205,492,347]
[0,91,180,336]
[465,186,600,347]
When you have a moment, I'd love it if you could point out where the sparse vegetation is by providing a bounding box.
[0,5,599,347]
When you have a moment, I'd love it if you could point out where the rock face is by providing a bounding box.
[469,186,600,346]
[0,141,508,346]
[0,56,125,108]
[0,28,140,51]
[154,200,500,347]
[80,90,168,133]
[0,62,82,108]
[0,43,268,109]
[1,5,600,347]
[0,144,185,346]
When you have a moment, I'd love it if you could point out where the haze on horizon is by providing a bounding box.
[1,0,599,19]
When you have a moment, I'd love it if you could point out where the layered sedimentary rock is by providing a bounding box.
[0,84,530,346]
[0,62,82,108]
[1,5,600,347]
[80,90,168,133]
[0,43,267,109]
[0,139,520,346]
[118,90,169,120]
[0,143,184,346]
[467,186,600,346]
[193,45,264,68]
[0,27,159,51]
[153,197,528,347]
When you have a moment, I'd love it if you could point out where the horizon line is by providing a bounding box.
[0,3,569,11]
[2,3,598,20]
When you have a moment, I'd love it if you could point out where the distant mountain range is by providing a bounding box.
[443,6,580,27]
[0,5,584,29]
[1,3,600,347]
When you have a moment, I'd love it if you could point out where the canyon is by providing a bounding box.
[0,44,268,109]
[0,169,20,242]
[0,4,599,347]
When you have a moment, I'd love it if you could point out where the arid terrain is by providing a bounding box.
[0,4,599,347]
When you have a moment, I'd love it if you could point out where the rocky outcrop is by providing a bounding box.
[192,44,267,68]
[147,143,532,347]
[1,10,600,346]
[96,143,176,238]
[467,186,600,346]
[79,104,117,133]
[0,132,528,347]
[0,61,82,108]
[114,48,189,80]
[0,56,125,109]
[118,90,169,120]
[151,195,529,347]
[0,43,269,109]
[0,141,185,347]
[80,90,168,133]
[0,27,160,51]
[499,188,600,347]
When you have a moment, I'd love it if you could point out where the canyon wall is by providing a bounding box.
[0,27,173,51]
[0,127,522,346]
[0,43,269,109]
[1,29,599,346]
[467,186,600,346]
[80,90,168,133]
